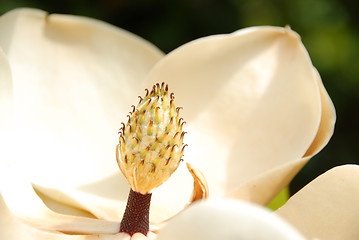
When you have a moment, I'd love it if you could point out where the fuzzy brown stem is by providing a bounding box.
[120,189,152,236]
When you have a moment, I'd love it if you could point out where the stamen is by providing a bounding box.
[150,85,156,95]
[136,125,143,141]
[158,131,169,143]
[140,146,150,159]
[147,120,153,136]
[162,145,171,158]
[150,137,160,151]
[119,136,126,153]
[131,137,139,149]
[181,144,188,154]
[155,107,161,125]
[173,132,180,141]
[169,100,175,117]
[165,157,172,166]
[150,163,156,173]
[118,124,124,134]
[160,82,165,94]
[138,110,146,125]
[180,132,187,140]
[140,99,152,113]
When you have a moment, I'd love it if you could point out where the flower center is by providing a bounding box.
[116,83,186,236]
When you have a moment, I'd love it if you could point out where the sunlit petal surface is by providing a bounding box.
[156,199,305,240]
[0,194,130,239]
[145,26,334,216]
[0,46,12,165]
[303,68,336,158]
[276,165,359,240]
[0,8,163,186]
[0,8,163,236]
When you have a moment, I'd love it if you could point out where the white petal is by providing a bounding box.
[156,199,305,240]
[33,174,129,221]
[131,233,148,240]
[227,68,336,204]
[101,233,131,240]
[0,193,128,240]
[276,165,359,240]
[145,27,325,210]
[303,68,336,157]
[0,7,163,229]
[0,47,12,123]
[0,46,13,170]
[1,169,120,235]
[0,8,163,186]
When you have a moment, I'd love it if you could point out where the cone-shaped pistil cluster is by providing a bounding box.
[117,82,187,194]
[117,83,187,236]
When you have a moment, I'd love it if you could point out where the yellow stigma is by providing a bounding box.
[116,83,187,194]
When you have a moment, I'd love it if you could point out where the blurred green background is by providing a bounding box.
[1,0,358,195]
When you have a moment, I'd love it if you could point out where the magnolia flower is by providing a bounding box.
[0,7,350,240]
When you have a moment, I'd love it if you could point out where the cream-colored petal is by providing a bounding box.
[304,68,336,157]
[145,27,326,210]
[0,7,163,186]
[156,199,305,240]
[0,7,163,229]
[131,233,148,240]
[0,47,13,171]
[33,173,129,222]
[0,47,12,127]
[1,168,120,235]
[186,162,209,203]
[0,194,131,240]
[276,165,359,240]
[227,156,309,205]
[228,67,336,205]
